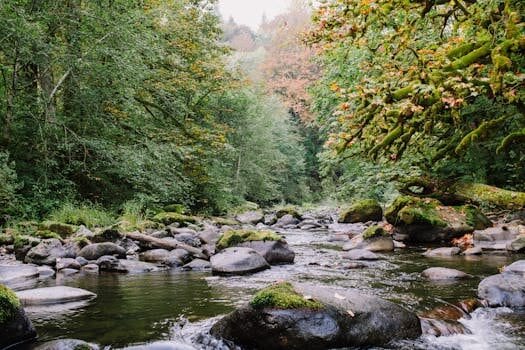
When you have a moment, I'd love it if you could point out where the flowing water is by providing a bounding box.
[22,227,525,349]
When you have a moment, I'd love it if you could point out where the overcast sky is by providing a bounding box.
[218,0,292,29]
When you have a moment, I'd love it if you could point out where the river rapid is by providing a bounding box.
[23,225,525,350]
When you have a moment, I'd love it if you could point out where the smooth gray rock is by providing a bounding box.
[211,283,421,349]
[37,265,55,279]
[57,268,79,276]
[183,259,211,270]
[422,267,472,280]
[140,249,171,263]
[173,233,201,247]
[79,242,126,260]
[342,249,380,261]
[478,273,525,307]
[119,238,141,255]
[503,260,525,277]
[16,286,96,306]
[274,214,300,227]
[82,264,99,274]
[75,256,89,266]
[34,339,99,350]
[25,239,75,266]
[197,228,221,245]
[55,258,81,271]
[210,247,269,275]
[343,235,394,252]
[507,235,525,252]
[74,225,95,239]
[236,211,264,225]
[238,240,295,265]
[0,265,39,286]
[423,247,461,257]
[462,247,482,255]
[118,259,162,274]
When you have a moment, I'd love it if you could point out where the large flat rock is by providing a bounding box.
[16,286,96,306]
[0,264,39,286]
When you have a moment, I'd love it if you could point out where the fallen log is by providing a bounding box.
[399,177,525,210]
[125,231,209,260]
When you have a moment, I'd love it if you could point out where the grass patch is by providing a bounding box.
[47,202,115,228]
[152,212,198,226]
[216,229,282,250]
[251,282,323,310]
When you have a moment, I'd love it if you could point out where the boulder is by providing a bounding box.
[421,267,472,281]
[238,240,295,264]
[423,247,461,257]
[34,339,99,350]
[140,249,171,263]
[263,213,278,226]
[78,242,126,260]
[55,258,81,271]
[343,249,380,261]
[16,286,96,305]
[235,211,264,225]
[343,228,394,253]
[74,225,95,239]
[75,256,89,266]
[462,247,482,255]
[183,259,211,270]
[24,239,76,266]
[478,273,525,307]
[339,199,383,223]
[38,221,77,238]
[0,285,37,349]
[216,229,282,250]
[197,228,221,245]
[173,233,201,247]
[273,214,299,227]
[503,260,525,276]
[507,235,525,252]
[0,265,39,287]
[385,196,491,242]
[119,238,141,255]
[37,266,55,279]
[98,258,162,274]
[82,264,99,274]
[210,247,270,275]
[211,282,421,349]
[153,212,198,226]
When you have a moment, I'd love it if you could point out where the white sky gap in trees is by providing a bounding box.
[218,0,292,29]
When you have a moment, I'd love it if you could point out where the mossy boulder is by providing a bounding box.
[216,230,282,251]
[39,221,77,238]
[211,217,239,227]
[0,284,37,348]
[339,199,383,223]
[385,196,492,242]
[152,212,198,226]
[211,282,421,349]
[250,282,323,310]
[275,206,302,219]
[362,225,389,240]
[0,233,14,246]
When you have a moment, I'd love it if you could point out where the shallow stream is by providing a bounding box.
[23,228,525,349]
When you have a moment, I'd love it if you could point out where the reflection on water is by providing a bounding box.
[23,229,525,349]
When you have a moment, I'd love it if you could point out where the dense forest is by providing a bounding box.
[0,0,524,225]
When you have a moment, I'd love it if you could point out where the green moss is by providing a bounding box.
[275,206,302,219]
[0,284,21,324]
[362,225,389,240]
[33,230,62,240]
[152,212,198,226]
[162,204,186,214]
[0,233,14,246]
[250,282,323,310]
[397,199,447,227]
[216,230,282,250]
[13,235,40,249]
[39,221,77,238]
[385,196,418,224]
[73,236,91,248]
[339,199,382,223]
[454,182,525,209]
[211,217,239,226]
[460,205,492,230]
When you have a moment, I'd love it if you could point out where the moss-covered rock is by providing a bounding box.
[250,282,323,310]
[362,225,389,240]
[33,230,62,240]
[0,233,14,246]
[275,206,302,219]
[39,221,77,238]
[339,199,383,223]
[0,284,21,324]
[385,196,492,242]
[211,217,240,226]
[152,212,198,226]
[216,230,282,251]
[13,235,41,250]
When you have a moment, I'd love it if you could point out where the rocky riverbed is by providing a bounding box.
[1,201,524,349]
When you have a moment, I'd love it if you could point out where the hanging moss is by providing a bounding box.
[0,284,21,324]
[447,42,478,60]
[391,85,415,101]
[447,43,491,70]
[250,282,323,310]
[455,116,507,155]
[496,128,525,153]
[368,125,403,156]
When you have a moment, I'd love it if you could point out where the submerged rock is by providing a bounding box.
[16,286,96,306]
[34,339,99,350]
[0,284,37,349]
[339,199,383,223]
[421,267,472,281]
[210,247,269,275]
[423,247,461,257]
[211,282,421,349]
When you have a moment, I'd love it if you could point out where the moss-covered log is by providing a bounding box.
[447,43,491,70]
[399,177,525,209]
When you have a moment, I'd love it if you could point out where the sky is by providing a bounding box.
[218,0,292,30]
